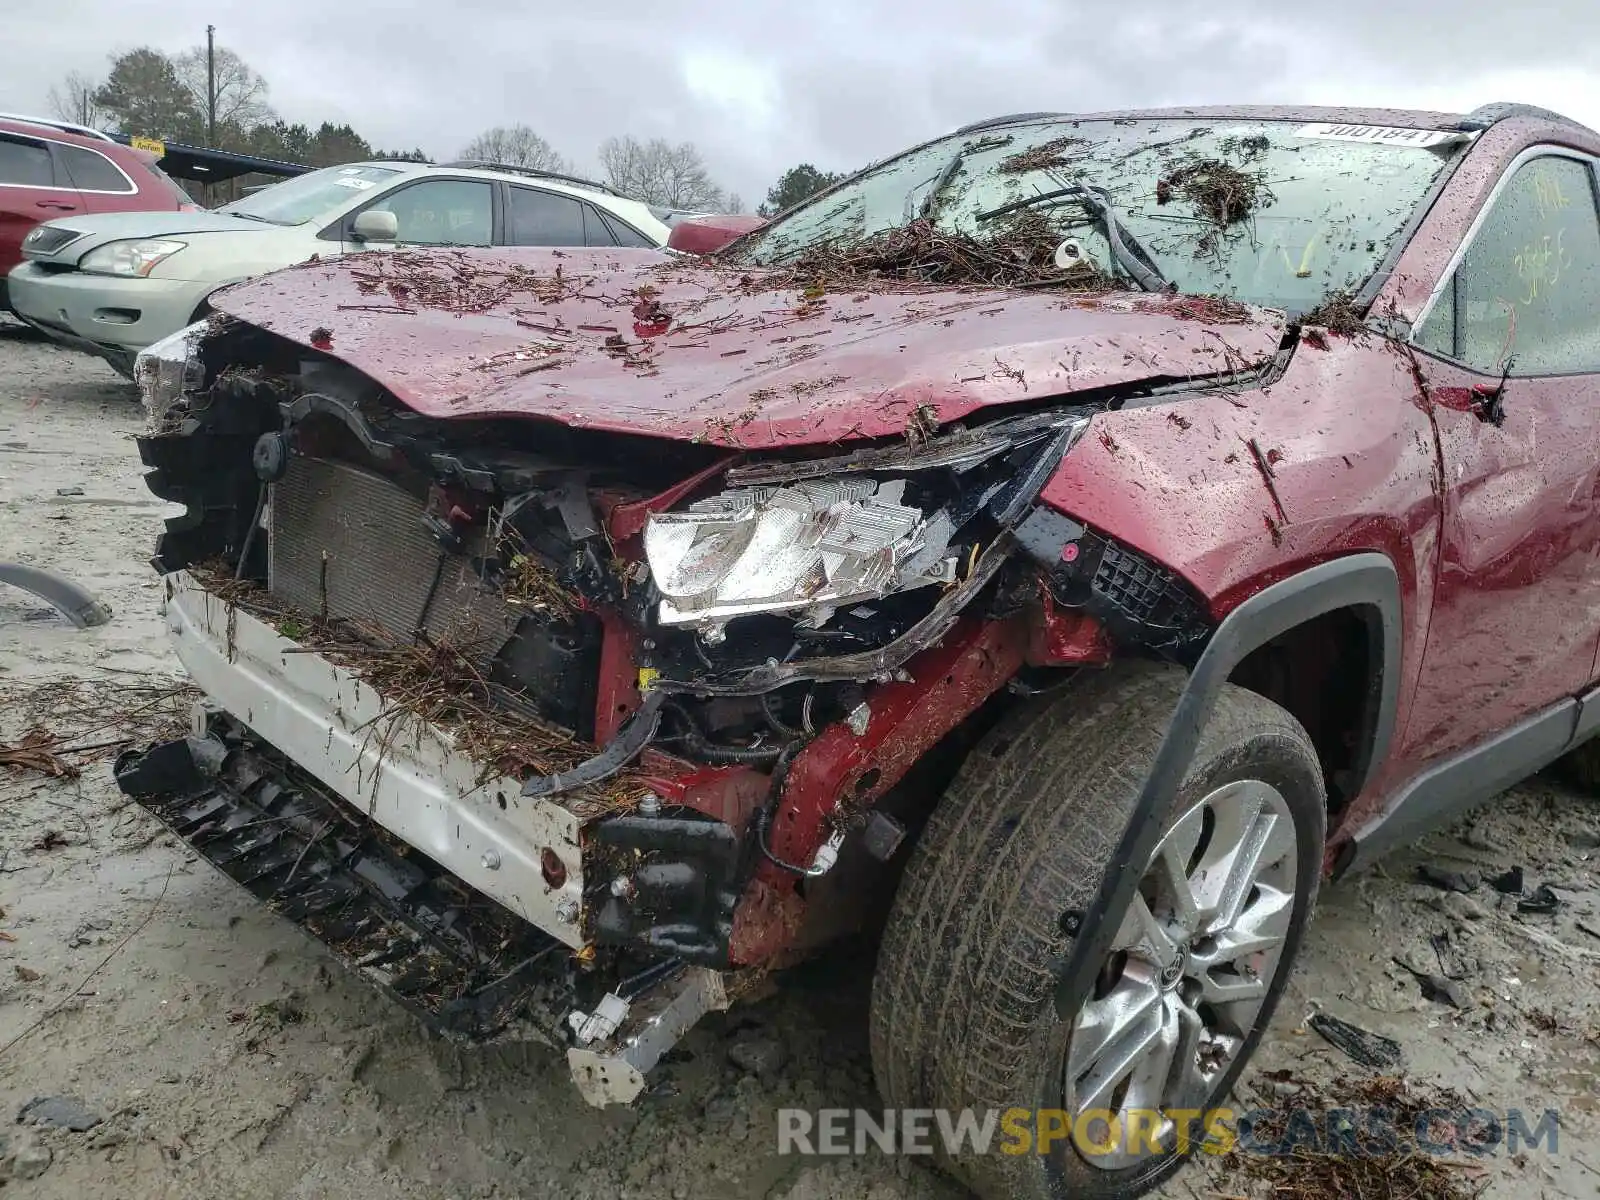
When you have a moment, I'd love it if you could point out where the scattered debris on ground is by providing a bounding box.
[0,729,77,779]
[1224,1074,1492,1200]
[1419,864,1481,894]
[1307,1013,1403,1068]
[0,676,195,770]
[18,1095,103,1132]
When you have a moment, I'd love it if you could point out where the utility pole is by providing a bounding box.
[206,24,217,147]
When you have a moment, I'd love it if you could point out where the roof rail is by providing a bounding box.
[953,111,1067,135]
[439,159,623,196]
[0,112,115,142]
[1455,102,1598,134]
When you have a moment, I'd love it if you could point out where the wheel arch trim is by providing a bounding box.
[1052,551,1401,1019]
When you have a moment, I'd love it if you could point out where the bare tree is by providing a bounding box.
[459,126,571,174]
[172,45,273,137]
[47,70,109,127]
[598,136,726,210]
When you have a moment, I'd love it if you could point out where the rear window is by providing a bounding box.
[56,144,134,193]
[601,210,656,248]
[508,186,586,246]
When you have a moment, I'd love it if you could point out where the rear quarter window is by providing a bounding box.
[600,210,656,248]
[56,144,135,193]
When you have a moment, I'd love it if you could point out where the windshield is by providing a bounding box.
[219,164,402,226]
[731,118,1467,312]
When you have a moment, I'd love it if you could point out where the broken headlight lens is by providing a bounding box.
[644,478,957,634]
[134,318,209,431]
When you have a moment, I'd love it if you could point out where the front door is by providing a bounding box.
[1402,149,1600,762]
[0,132,82,276]
[343,178,496,255]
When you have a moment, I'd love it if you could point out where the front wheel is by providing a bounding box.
[870,663,1326,1200]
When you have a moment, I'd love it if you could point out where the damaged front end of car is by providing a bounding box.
[117,311,1215,1105]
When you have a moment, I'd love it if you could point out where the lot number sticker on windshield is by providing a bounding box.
[1295,123,1469,148]
[333,178,377,189]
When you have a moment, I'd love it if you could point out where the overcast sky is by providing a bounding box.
[8,1,1600,205]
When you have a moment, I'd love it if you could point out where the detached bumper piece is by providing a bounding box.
[116,714,577,1043]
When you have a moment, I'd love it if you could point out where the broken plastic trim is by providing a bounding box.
[723,409,1087,487]
[282,392,399,462]
[521,690,665,798]
[0,563,113,628]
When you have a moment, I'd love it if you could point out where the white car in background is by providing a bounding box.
[7,160,673,376]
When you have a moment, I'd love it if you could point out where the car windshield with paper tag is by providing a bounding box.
[218,163,403,226]
[113,103,1600,1200]
[738,116,1464,313]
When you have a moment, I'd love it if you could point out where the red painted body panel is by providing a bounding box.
[1039,329,1445,842]
[766,618,1027,871]
[665,214,766,255]
[211,252,1284,447]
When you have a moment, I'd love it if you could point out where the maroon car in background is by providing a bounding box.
[115,103,1600,1199]
[0,114,193,312]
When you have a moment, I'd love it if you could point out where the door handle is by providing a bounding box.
[34,201,78,211]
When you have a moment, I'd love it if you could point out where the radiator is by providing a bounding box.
[268,456,515,656]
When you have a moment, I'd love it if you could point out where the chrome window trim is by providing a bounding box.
[0,131,139,195]
[1408,144,1600,348]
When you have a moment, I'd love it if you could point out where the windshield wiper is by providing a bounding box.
[977,185,1170,293]
[910,152,966,221]
[225,211,276,224]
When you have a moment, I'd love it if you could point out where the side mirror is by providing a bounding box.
[351,210,398,243]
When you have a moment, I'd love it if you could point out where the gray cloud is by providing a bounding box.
[6,0,1599,204]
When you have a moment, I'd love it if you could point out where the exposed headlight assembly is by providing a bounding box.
[134,319,210,430]
[78,238,187,277]
[645,478,956,637]
[643,411,1091,639]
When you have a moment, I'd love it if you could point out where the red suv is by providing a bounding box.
[115,103,1600,1199]
[0,114,193,313]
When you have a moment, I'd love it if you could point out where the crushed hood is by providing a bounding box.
[211,247,1286,449]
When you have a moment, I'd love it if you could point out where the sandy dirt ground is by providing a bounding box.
[3,320,1599,1199]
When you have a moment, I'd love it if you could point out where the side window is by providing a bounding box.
[581,205,617,247]
[367,180,492,246]
[55,145,134,193]
[507,187,585,246]
[599,210,656,248]
[1418,156,1600,375]
[0,135,55,187]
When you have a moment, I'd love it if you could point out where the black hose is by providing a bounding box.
[755,739,815,876]
[666,701,784,766]
[761,692,806,739]
[616,957,685,1001]
[234,482,268,581]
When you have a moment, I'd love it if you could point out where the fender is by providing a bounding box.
[1053,551,1402,1020]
